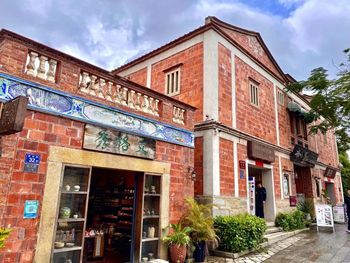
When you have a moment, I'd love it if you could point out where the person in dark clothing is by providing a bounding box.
[255,181,267,218]
[344,190,350,232]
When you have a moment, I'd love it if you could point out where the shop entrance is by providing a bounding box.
[326,182,336,205]
[294,165,313,198]
[83,168,141,263]
[247,165,275,221]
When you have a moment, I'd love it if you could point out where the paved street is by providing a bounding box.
[208,224,350,263]
[266,224,350,263]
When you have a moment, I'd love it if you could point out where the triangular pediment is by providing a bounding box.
[208,17,286,82]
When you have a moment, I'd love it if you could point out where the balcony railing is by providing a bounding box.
[24,51,58,83]
[173,106,185,124]
[78,71,160,117]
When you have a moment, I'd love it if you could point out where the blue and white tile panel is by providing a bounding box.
[0,73,194,148]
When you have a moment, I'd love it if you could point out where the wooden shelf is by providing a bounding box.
[61,190,88,195]
[58,218,85,223]
[142,237,159,242]
[53,246,82,253]
[143,215,159,219]
[144,193,160,197]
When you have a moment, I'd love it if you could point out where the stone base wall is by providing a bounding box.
[196,195,247,217]
[276,199,296,214]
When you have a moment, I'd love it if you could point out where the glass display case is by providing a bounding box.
[52,165,91,263]
[140,174,161,261]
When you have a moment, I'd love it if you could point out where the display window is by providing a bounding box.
[52,164,162,263]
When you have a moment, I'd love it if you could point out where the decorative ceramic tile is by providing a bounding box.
[0,73,194,147]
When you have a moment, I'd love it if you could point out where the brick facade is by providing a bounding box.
[219,138,234,196]
[115,16,341,220]
[0,31,195,262]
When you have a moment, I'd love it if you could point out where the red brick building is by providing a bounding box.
[114,17,342,221]
[0,30,195,262]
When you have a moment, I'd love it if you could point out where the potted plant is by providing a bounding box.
[297,198,314,221]
[162,223,192,263]
[181,198,218,263]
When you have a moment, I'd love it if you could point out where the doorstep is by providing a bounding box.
[211,228,309,259]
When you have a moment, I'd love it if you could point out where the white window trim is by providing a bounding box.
[283,173,291,198]
[277,88,285,106]
[165,68,181,96]
[249,81,259,107]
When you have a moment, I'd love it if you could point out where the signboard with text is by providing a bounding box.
[247,141,275,163]
[316,204,334,232]
[333,205,346,223]
[83,124,156,159]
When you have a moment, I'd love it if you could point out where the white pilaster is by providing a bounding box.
[203,30,219,121]
[203,130,220,196]
[233,141,239,197]
[231,52,237,129]
[278,155,283,199]
[338,173,344,203]
[273,85,280,146]
[146,65,151,88]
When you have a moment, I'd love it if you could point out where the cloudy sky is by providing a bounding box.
[1,0,349,80]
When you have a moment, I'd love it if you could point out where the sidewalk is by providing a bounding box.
[207,224,350,263]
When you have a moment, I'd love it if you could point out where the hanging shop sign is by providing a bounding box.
[247,141,275,163]
[83,124,156,159]
[324,167,337,178]
[0,96,28,135]
[23,200,39,219]
[290,144,318,167]
[315,204,334,232]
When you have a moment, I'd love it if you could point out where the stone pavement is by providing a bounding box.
[207,224,350,263]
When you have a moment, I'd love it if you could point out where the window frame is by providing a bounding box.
[283,173,290,198]
[249,80,259,107]
[277,88,285,106]
[165,67,181,96]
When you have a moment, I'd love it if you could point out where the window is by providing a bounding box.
[249,81,259,106]
[289,111,308,147]
[315,178,321,198]
[283,174,290,197]
[323,133,327,144]
[165,68,180,96]
[277,89,284,105]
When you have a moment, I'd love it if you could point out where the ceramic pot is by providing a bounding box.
[60,207,71,219]
[169,244,187,263]
[193,241,206,263]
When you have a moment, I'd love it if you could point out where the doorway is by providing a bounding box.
[326,182,336,205]
[248,165,275,221]
[294,165,313,198]
[83,168,142,263]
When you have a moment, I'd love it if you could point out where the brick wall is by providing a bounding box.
[219,138,234,196]
[220,27,284,81]
[218,43,232,127]
[194,137,203,195]
[125,67,147,87]
[0,111,84,263]
[277,92,292,149]
[150,43,203,123]
[156,141,194,222]
[235,56,277,144]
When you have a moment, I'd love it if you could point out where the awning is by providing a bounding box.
[287,101,317,124]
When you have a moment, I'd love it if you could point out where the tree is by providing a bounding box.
[287,49,350,194]
[287,48,350,153]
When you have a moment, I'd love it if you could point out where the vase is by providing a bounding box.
[60,207,71,219]
[170,244,187,263]
[193,241,206,263]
